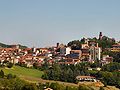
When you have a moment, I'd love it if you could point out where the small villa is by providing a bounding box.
[76,76,97,82]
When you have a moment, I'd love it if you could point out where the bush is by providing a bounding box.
[3,60,9,64]
[49,82,66,90]
[78,85,92,90]
[33,62,39,69]
[7,74,13,79]
[99,87,105,90]
[7,62,13,68]
[0,70,4,78]
[22,84,38,90]
[66,86,78,90]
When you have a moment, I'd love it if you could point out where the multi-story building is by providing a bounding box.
[60,47,71,55]
[101,55,113,66]
[89,43,101,62]
[110,43,120,52]
[81,41,90,62]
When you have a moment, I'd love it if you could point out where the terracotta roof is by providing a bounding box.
[112,44,120,47]
[76,76,95,79]
[71,50,81,53]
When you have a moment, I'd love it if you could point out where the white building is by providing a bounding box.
[89,43,101,62]
[65,47,71,55]
[60,47,71,55]
[101,55,113,66]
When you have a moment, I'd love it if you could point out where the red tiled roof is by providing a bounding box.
[76,76,95,79]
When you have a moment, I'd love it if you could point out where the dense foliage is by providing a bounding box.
[94,36,115,49]
[101,62,120,72]
[68,36,115,50]
[42,62,120,89]
[68,40,82,50]
[42,63,91,83]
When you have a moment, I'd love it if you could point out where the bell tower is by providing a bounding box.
[99,32,102,40]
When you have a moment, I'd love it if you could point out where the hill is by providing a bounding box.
[0,42,27,49]
[0,43,11,48]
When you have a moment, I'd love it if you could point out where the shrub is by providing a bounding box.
[78,85,91,90]
[22,84,38,90]
[99,87,105,90]
[0,70,4,78]
[7,62,13,68]
[7,74,13,79]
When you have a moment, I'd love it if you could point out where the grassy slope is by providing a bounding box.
[0,66,44,78]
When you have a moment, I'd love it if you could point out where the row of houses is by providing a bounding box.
[0,40,114,68]
[0,45,50,67]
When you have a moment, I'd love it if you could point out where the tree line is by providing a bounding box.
[42,62,120,89]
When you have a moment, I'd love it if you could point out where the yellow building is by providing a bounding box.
[110,43,120,52]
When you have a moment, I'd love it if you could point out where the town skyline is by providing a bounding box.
[0,0,120,47]
[0,32,118,48]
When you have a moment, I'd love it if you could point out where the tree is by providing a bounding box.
[112,52,120,63]
[0,70,4,78]
[78,85,91,90]
[66,68,74,82]
[49,83,60,90]
[22,84,38,90]
[99,87,104,90]
[101,62,120,72]
[7,62,13,68]
[60,69,68,82]
[33,62,38,69]
[53,64,61,80]
[7,74,13,79]
[49,82,66,90]
[42,58,49,70]
[68,40,81,50]
[66,86,78,90]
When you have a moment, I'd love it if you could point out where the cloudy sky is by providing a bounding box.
[0,0,120,47]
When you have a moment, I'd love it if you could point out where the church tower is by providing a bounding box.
[99,32,102,40]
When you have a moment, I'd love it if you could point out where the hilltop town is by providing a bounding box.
[0,32,116,67]
[0,32,120,90]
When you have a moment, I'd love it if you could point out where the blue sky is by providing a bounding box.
[0,0,120,47]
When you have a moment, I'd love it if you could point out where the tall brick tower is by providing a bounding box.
[99,32,102,40]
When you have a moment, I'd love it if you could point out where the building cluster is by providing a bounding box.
[0,45,50,67]
[0,32,116,68]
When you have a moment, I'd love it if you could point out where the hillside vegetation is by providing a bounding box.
[0,42,27,49]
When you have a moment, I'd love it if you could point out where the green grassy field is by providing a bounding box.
[0,66,44,78]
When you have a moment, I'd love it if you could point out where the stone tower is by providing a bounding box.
[99,32,102,40]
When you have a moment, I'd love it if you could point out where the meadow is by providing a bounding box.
[0,65,44,78]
